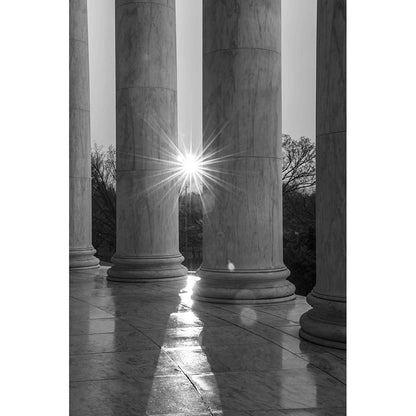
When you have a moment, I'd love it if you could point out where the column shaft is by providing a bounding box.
[300,0,346,349]
[69,0,99,270]
[193,0,295,303]
[108,0,187,282]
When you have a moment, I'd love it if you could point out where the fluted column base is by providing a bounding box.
[107,254,188,282]
[299,291,346,350]
[70,247,100,270]
[192,267,295,304]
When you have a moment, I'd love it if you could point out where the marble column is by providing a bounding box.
[192,0,295,303]
[300,0,346,349]
[69,0,99,270]
[107,0,187,282]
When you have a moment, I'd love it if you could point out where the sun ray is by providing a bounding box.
[115,109,244,213]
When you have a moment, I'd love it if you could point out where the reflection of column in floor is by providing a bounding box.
[190,308,344,413]
[69,0,99,270]
[109,283,186,415]
[300,0,346,349]
[70,277,189,415]
[193,0,295,303]
[108,0,187,282]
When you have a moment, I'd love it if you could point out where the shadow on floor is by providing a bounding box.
[69,268,346,416]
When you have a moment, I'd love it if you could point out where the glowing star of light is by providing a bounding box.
[175,151,205,194]
[178,153,201,176]
[128,114,242,201]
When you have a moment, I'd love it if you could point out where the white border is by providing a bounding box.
[348,0,416,414]
[1,0,416,414]
[0,0,68,414]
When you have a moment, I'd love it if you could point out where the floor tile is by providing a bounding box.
[142,325,269,349]
[167,344,309,375]
[217,307,298,329]
[250,409,346,416]
[76,295,182,317]
[119,303,188,319]
[70,318,134,335]
[70,298,114,321]
[191,303,245,319]
[274,326,301,338]
[254,304,312,324]
[323,347,346,360]
[70,375,207,416]
[245,323,328,354]
[150,413,212,416]
[127,310,228,330]
[70,330,158,354]
[72,285,176,299]
[70,379,147,416]
[69,270,346,415]
[297,352,346,384]
[144,375,208,415]
[70,272,183,303]
[190,367,346,412]
[70,350,181,381]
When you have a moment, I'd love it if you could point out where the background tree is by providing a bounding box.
[90,137,317,294]
[281,135,316,295]
[283,191,316,295]
[282,135,316,194]
[91,143,116,262]
[179,192,203,270]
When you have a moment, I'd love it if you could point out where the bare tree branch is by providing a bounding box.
[282,135,316,195]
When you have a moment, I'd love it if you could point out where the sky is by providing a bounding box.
[87,0,317,151]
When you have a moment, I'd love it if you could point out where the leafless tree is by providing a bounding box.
[91,144,116,259]
[282,135,316,194]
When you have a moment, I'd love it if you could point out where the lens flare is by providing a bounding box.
[180,154,199,174]
[119,112,245,206]
[240,307,257,326]
[178,152,203,185]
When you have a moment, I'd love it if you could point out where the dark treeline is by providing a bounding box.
[91,144,116,263]
[179,192,203,270]
[283,191,316,296]
[91,135,316,295]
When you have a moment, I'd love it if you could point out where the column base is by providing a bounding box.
[70,247,100,270]
[192,267,296,304]
[107,254,188,282]
[299,291,346,350]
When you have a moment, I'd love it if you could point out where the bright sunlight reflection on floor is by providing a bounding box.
[70,269,345,415]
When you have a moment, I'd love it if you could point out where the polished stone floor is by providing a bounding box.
[70,267,346,416]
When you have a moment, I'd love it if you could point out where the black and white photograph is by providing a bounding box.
[2,0,416,415]
[69,0,345,414]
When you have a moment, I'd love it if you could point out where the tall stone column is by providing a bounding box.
[300,0,346,349]
[108,0,187,282]
[193,0,295,303]
[69,0,99,270]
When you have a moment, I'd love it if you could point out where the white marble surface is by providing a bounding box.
[108,0,186,281]
[300,0,346,349]
[70,268,346,415]
[69,0,98,269]
[195,0,294,303]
